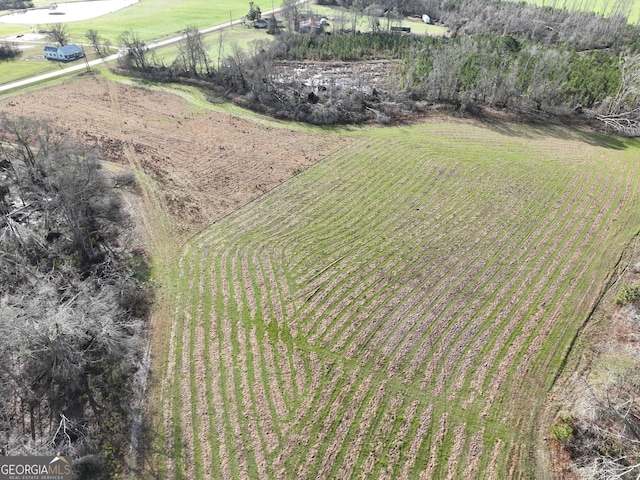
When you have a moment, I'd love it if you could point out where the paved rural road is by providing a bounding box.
[0,13,275,93]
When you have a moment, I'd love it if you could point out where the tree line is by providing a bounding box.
[112,0,640,133]
[0,116,150,479]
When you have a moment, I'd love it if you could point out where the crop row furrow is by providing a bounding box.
[478,166,612,422]
[315,375,373,479]
[459,428,485,480]
[247,325,281,454]
[327,167,502,367]
[313,164,496,353]
[175,241,201,479]
[392,162,592,472]
[292,155,443,332]
[285,361,348,476]
[231,250,273,479]
[215,247,251,478]
[255,255,297,418]
[202,257,231,480]
[274,142,403,278]
[383,166,535,378]
[463,166,592,395]
[361,167,524,354]
[337,382,388,479]
[508,166,629,391]
[160,239,196,478]
[287,150,455,275]
[418,162,594,398]
[302,366,364,477]
[441,165,596,400]
[363,392,406,479]
[421,411,449,480]
[443,422,468,480]
[397,403,434,479]
[192,246,216,478]
[271,350,323,476]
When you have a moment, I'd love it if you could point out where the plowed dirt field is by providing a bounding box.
[1,73,347,237]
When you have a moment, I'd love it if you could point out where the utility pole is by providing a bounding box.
[82,46,92,75]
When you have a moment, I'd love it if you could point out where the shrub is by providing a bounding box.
[0,41,20,61]
[552,423,574,443]
[615,284,640,306]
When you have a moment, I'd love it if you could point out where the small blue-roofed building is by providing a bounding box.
[44,44,85,61]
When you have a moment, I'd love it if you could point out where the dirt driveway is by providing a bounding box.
[1,73,349,237]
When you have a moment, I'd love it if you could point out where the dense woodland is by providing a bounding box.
[0,117,149,478]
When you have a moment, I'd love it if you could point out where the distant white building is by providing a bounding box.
[44,44,85,61]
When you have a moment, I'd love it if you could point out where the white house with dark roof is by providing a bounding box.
[43,44,85,61]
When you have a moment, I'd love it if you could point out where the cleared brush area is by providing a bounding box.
[153,120,640,479]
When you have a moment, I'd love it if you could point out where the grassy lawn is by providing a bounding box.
[514,0,640,22]
[0,0,251,43]
[0,44,119,85]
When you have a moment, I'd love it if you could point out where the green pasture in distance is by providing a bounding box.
[0,0,252,44]
[0,24,25,36]
[512,0,640,22]
[64,0,249,44]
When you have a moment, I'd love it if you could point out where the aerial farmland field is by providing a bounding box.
[1,0,640,472]
[151,118,640,479]
[2,58,640,477]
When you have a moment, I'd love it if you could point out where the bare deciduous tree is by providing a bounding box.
[85,29,107,57]
[555,362,640,479]
[596,54,640,136]
[47,23,69,46]
[281,0,301,32]
[118,31,154,72]
[0,116,148,477]
[173,25,212,77]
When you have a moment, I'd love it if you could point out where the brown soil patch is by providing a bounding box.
[0,72,350,239]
